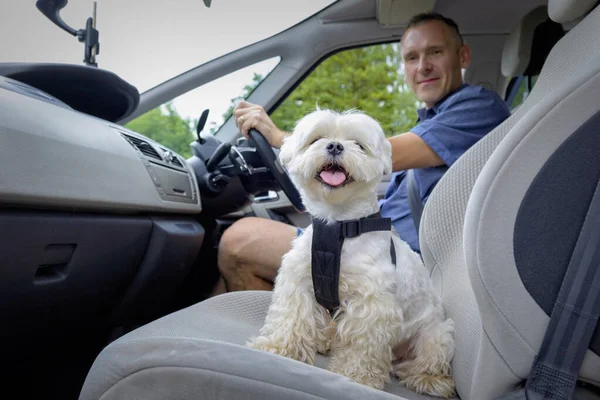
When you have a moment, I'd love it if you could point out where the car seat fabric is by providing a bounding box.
[79,291,443,400]
[418,1,600,398]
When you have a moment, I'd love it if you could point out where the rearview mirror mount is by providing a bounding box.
[35,0,100,67]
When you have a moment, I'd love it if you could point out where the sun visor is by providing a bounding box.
[376,0,437,28]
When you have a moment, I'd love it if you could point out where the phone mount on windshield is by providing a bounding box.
[35,0,100,67]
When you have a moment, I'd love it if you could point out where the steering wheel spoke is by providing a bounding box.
[248,128,305,212]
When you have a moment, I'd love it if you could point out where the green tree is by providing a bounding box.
[270,43,419,137]
[125,102,196,158]
[509,75,538,110]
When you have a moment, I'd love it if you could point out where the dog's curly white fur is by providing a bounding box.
[247,109,456,397]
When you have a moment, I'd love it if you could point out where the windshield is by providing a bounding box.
[2,0,336,93]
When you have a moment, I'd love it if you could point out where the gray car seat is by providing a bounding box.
[418,0,600,398]
[79,0,600,399]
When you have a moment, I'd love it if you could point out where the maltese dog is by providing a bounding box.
[247,109,455,397]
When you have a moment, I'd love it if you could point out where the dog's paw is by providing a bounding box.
[328,366,389,390]
[400,372,456,398]
[247,336,315,365]
[316,340,331,355]
[393,359,455,398]
[317,320,337,355]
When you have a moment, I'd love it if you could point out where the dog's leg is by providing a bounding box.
[327,292,401,389]
[316,318,336,355]
[392,314,456,398]
[247,256,328,365]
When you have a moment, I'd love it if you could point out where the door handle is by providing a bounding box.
[254,190,279,203]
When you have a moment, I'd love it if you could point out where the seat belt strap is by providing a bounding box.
[406,169,423,233]
[497,176,600,400]
[525,175,600,400]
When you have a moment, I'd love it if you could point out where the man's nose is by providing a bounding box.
[326,141,344,156]
[418,56,432,73]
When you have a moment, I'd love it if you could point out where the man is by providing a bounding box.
[216,12,510,293]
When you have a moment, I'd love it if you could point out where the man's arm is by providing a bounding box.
[234,89,509,172]
[233,101,444,170]
[388,133,444,172]
[391,89,511,172]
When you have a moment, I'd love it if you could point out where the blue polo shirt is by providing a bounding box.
[379,84,511,253]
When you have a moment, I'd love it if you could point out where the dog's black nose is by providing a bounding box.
[326,142,344,156]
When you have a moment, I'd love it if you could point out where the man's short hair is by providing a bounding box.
[404,12,464,47]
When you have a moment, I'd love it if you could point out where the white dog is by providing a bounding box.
[247,109,455,397]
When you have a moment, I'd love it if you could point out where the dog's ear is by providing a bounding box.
[279,110,318,168]
[278,134,295,168]
[354,113,392,175]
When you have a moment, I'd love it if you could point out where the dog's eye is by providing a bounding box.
[310,137,322,145]
[355,141,365,151]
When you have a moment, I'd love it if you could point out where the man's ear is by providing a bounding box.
[459,44,471,69]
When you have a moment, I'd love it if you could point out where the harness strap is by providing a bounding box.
[311,212,396,314]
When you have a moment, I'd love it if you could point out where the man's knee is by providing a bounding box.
[218,217,298,281]
[218,217,258,275]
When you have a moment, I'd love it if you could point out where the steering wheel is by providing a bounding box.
[248,128,305,212]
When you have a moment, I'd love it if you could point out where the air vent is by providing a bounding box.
[171,157,183,168]
[160,147,184,168]
[121,133,162,160]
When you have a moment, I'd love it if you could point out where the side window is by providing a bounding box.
[125,57,280,158]
[506,74,539,110]
[271,43,419,137]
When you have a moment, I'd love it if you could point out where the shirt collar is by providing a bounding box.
[416,83,469,121]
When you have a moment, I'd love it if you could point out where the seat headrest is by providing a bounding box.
[548,0,598,23]
[501,6,551,77]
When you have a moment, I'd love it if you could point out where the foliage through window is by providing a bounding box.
[507,74,539,110]
[271,43,420,137]
[125,58,280,158]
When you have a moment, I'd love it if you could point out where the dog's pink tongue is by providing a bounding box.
[320,170,346,186]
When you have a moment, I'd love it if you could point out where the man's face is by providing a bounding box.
[401,20,471,108]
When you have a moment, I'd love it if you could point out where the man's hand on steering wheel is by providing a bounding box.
[233,101,304,212]
[233,101,289,149]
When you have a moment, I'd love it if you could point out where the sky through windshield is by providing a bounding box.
[2,0,335,93]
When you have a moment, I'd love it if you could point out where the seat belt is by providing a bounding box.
[497,176,600,400]
[406,169,423,233]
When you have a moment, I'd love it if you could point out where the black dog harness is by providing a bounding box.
[311,212,397,314]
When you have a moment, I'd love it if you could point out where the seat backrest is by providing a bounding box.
[419,1,600,399]
[502,5,566,109]
[500,5,552,79]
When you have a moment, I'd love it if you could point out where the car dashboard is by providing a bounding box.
[0,75,202,214]
[0,67,207,374]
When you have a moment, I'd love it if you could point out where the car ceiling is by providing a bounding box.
[318,0,549,35]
